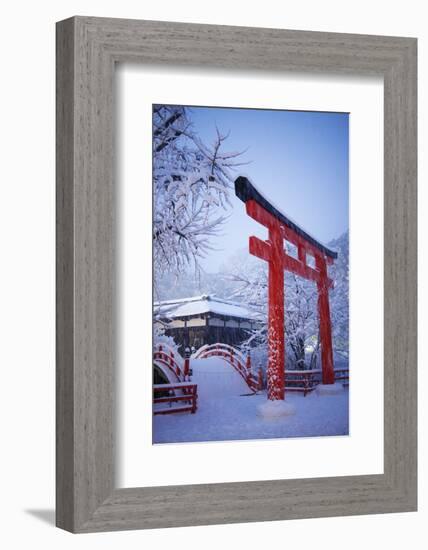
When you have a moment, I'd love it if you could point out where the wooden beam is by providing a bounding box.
[283,254,321,284]
[282,225,322,261]
[249,236,271,262]
[298,244,306,264]
[246,199,275,229]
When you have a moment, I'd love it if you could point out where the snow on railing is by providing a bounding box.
[285,368,321,374]
[192,342,247,363]
[155,342,184,368]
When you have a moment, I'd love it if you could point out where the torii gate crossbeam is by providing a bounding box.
[235,176,338,402]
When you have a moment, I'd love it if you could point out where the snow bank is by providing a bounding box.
[316,383,344,396]
[153,357,349,444]
[257,399,295,419]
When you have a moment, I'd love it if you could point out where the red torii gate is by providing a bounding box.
[235,176,338,402]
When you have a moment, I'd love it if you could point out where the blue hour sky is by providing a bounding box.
[187,106,349,273]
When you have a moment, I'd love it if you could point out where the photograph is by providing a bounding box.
[152,104,350,444]
[1,4,417,543]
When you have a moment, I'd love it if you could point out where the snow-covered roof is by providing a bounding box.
[154,295,260,320]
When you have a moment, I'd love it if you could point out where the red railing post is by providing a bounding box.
[184,357,190,380]
[191,385,197,413]
[303,373,308,396]
[258,367,264,391]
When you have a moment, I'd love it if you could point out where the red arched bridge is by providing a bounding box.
[153,343,348,415]
[153,342,261,415]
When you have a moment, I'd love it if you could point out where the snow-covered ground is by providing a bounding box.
[153,357,349,444]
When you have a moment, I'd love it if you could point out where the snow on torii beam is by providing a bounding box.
[235,176,338,401]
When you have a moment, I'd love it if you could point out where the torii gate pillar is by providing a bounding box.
[267,223,285,401]
[316,255,335,385]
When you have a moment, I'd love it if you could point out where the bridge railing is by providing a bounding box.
[153,382,198,415]
[153,343,188,382]
[192,343,261,392]
[285,368,349,396]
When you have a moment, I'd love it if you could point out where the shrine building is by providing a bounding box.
[154,295,261,352]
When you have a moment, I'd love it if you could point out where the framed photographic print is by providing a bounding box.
[56,17,417,532]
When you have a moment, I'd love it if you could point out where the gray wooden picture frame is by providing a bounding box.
[56,16,417,533]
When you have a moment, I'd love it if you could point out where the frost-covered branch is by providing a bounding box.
[153,105,247,279]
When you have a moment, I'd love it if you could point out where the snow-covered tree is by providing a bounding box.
[328,231,349,362]
[226,260,319,370]
[284,274,319,369]
[153,105,246,284]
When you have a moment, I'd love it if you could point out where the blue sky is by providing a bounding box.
[187,106,348,273]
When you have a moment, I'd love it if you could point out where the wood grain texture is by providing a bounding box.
[56,16,417,533]
[56,18,76,532]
